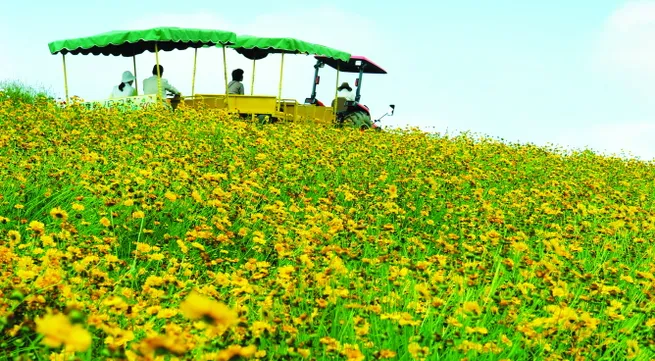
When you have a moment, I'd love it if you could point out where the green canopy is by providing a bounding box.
[223,34,350,102]
[228,35,350,62]
[48,26,237,57]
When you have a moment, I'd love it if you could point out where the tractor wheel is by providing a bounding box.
[342,111,373,130]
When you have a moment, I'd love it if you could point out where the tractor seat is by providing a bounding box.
[331,97,348,112]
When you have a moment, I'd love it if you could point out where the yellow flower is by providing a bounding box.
[40,234,56,247]
[377,350,397,359]
[191,242,205,251]
[156,308,179,319]
[35,313,92,352]
[72,203,85,211]
[626,340,640,359]
[100,217,111,227]
[408,342,429,360]
[552,287,567,297]
[645,318,655,328]
[179,291,238,327]
[165,192,177,201]
[49,207,68,221]
[387,184,398,199]
[132,211,145,219]
[29,220,45,234]
[104,329,135,349]
[8,230,21,242]
[342,344,365,361]
[149,253,165,261]
[465,326,488,335]
[216,345,257,361]
[462,301,483,315]
[135,242,152,253]
[140,335,188,356]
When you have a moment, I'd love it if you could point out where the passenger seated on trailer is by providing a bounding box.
[143,65,181,99]
[109,71,137,99]
[227,68,245,95]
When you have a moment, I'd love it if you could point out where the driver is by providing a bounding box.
[143,64,181,99]
[337,82,355,101]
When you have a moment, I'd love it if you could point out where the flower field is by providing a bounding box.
[2,95,655,361]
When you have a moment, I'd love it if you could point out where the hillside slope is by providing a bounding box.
[2,98,655,360]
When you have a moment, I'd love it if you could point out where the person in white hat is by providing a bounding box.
[109,71,137,99]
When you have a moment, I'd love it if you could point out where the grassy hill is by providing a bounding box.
[2,91,655,360]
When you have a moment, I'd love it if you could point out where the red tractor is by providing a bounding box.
[305,55,394,130]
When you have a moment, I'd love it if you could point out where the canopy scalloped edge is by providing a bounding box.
[226,35,351,62]
[48,27,237,57]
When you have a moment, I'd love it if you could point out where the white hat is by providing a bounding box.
[121,71,135,83]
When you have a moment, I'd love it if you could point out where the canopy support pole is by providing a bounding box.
[62,54,69,103]
[355,65,364,103]
[132,56,138,95]
[191,48,198,97]
[250,59,256,96]
[277,53,285,113]
[155,43,163,102]
[310,60,322,100]
[222,44,229,103]
[333,64,340,121]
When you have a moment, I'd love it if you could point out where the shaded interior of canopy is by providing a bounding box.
[55,40,231,57]
[234,47,305,60]
[316,56,387,74]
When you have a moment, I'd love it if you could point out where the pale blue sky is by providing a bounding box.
[2,1,655,159]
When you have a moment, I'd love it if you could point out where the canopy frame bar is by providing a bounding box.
[333,63,339,120]
[222,45,229,99]
[132,55,138,94]
[191,48,198,96]
[250,59,256,96]
[62,54,69,102]
[277,53,285,112]
[155,43,162,101]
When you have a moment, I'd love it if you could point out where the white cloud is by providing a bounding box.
[606,0,655,29]
[570,1,655,161]
[594,0,655,93]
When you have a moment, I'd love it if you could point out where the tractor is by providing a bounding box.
[305,55,393,130]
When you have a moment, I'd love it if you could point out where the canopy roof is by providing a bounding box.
[229,35,351,62]
[48,27,237,57]
[316,55,387,74]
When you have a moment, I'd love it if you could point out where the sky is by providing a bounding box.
[2,0,655,160]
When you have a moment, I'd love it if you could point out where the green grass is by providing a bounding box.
[0,79,54,104]
[1,96,655,360]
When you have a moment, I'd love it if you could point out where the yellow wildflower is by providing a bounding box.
[100,217,111,227]
[165,191,178,201]
[179,291,239,327]
[8,230,21,242]
[35,313,91,352]
[29,220,45,234]
[408,342,429,360]
[377,350,397,359]
[462,301,483,315]
[49,207,68,221]
[216,345,257,361]
[40,234,56,247]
